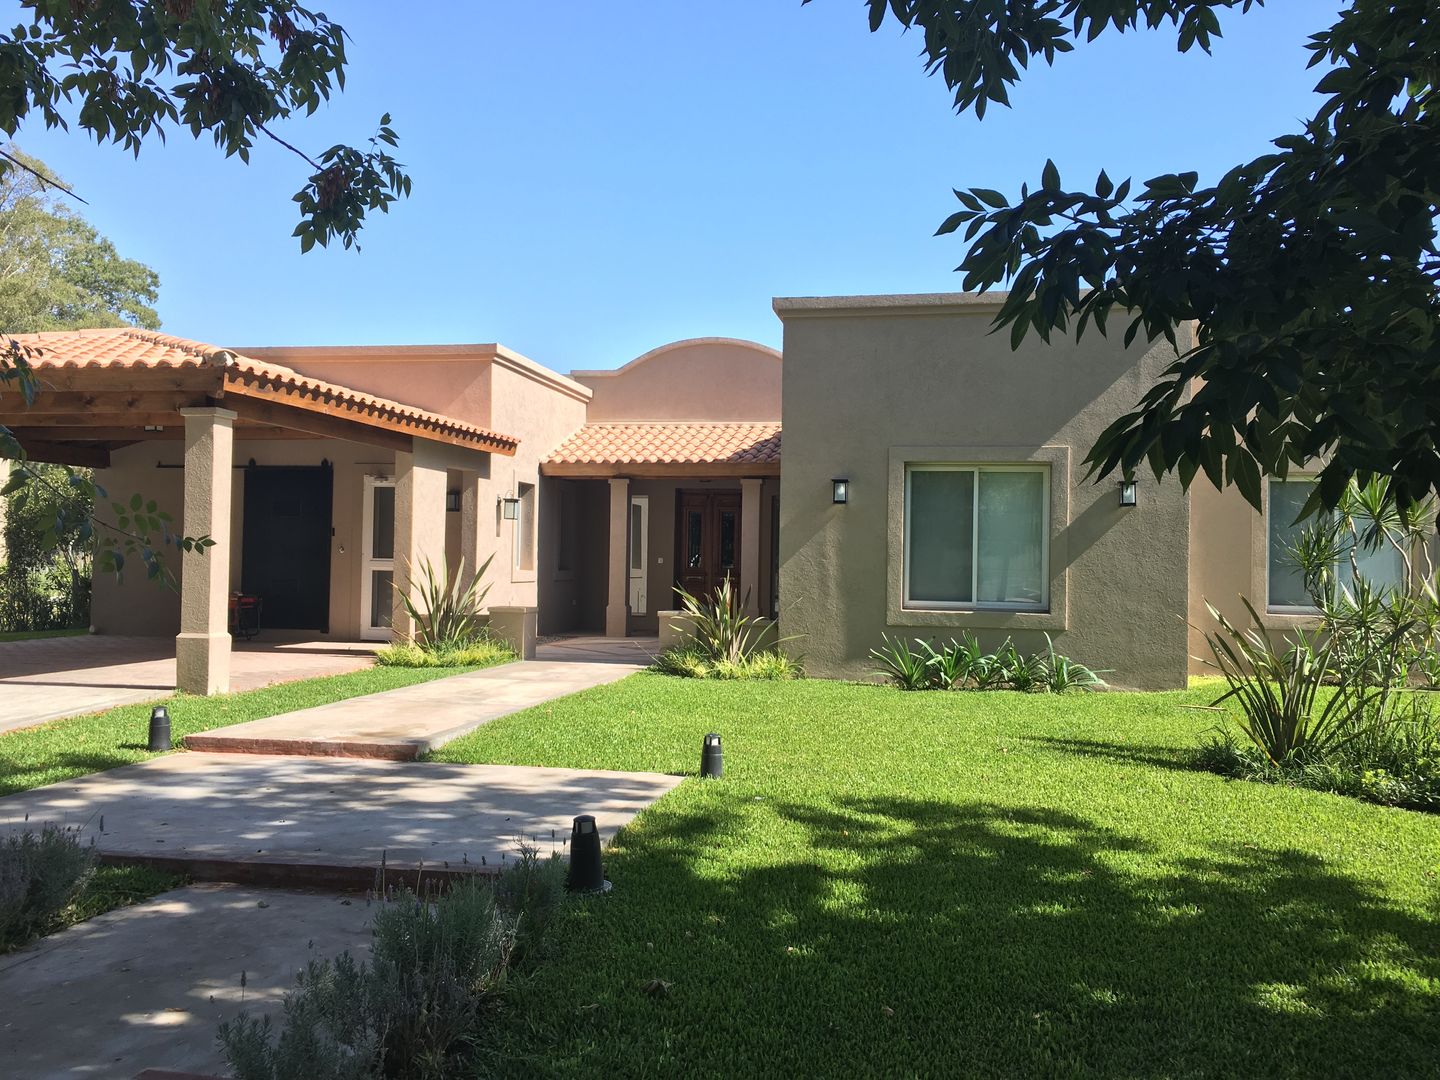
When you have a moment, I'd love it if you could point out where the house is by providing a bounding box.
[0,295,1337,694]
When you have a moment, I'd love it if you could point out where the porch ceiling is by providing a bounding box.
[0,328,520,468]
[542,421,781,479]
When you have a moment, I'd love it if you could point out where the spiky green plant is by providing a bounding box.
[870,634,933,690]
[1204,598,1403,764]
[394,554,494,649]
[673,577,769,666]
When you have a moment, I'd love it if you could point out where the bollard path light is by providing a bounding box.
[700,732,724,779]
[566,814,611,894]
[147,704,171,752]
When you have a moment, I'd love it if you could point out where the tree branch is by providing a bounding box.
[0,149,88,205]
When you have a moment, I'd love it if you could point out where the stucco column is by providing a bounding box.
[740,477,763,616]
[457,469,483,583]
[605,477,630,637]
[175,407,235,695]
[392,445,449,641]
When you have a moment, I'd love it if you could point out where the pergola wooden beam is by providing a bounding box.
[13,437,111,468]
[10,391,212,415]
[222,377,514,455]
[6,423,314,443]
[225,396,414,453]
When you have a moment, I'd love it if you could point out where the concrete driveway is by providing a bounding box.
[0,635,376,734]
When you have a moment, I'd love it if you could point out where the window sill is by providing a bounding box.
[888,607,1066,632]
[1259,608,1322,631]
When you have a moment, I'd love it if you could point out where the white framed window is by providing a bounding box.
[904,464,1049,611]
[513,481,536,571]
[1267,477,1406,612]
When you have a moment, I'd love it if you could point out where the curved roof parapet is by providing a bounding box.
[570,336,780,379]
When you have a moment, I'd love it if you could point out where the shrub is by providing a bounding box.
[870,633,1104,692]
[219,849,567,1080]
[651,644,800,681]
[394,555,494,650]
[374,633,515,670]
[0,824,96,951]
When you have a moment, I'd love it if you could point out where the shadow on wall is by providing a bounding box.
[525,795,1440,1076]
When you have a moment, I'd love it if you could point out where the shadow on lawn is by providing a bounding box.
[537,796,1440,1077]
[1019,734,1200,772]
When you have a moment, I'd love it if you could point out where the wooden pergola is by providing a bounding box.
[1,330,517,466]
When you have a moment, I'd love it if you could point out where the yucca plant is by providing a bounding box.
[870,634,932,690]
[673,577,769,666]
[1204,598,1402,764]
[395,554,494,649]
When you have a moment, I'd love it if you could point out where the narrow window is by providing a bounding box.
[514,481,536,571]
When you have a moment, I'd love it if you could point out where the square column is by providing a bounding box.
[392,445,450,641]
[175,407,235,695]
[457,469,483,583]
[605,477,630,637]
[740,477,763,616]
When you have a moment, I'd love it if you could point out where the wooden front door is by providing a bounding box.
[675,491,741,603]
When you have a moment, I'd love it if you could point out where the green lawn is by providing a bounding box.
[0,662,498,796]
[431,675,1440,1078]
[0,628,86,642]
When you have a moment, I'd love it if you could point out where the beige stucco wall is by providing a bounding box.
[483,356,591,612]
[237,346,497,428]
[776,293,1193,690]
[573,338,781,421]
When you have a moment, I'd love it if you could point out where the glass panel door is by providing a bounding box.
[628,496,649,615]
[361,476,396,640]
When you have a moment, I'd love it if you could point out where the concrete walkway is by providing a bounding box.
[0,751,682,885]
[186,657,643,759]
[0,635,376,734]
[0,884,374,1080]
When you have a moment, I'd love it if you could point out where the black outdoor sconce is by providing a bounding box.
[566,814,611,893]
[500,495,520,520]
[148,704,171,751]
[832,478,850,505]
[1118,479,1138,508]
[700,732,724,779]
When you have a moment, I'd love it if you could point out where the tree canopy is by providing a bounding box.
[0,149,160,332]
[849,0,1439,516]
[0,1,407,251]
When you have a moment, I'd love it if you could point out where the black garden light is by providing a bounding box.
[1118,479,1138,508]
[700,732,724,779]
[566,814,611,893]
[831,478,850,505]
[147,704,171,751]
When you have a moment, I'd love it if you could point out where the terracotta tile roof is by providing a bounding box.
[548,421,781,467]
[6,328,519,453]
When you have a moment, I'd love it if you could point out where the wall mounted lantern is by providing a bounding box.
[1118,479,1138,508]
[445,489,462,513]
[500,494,521,520]
[832,478,850,505]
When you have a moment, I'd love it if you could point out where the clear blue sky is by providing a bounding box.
[10,2,1335,372]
